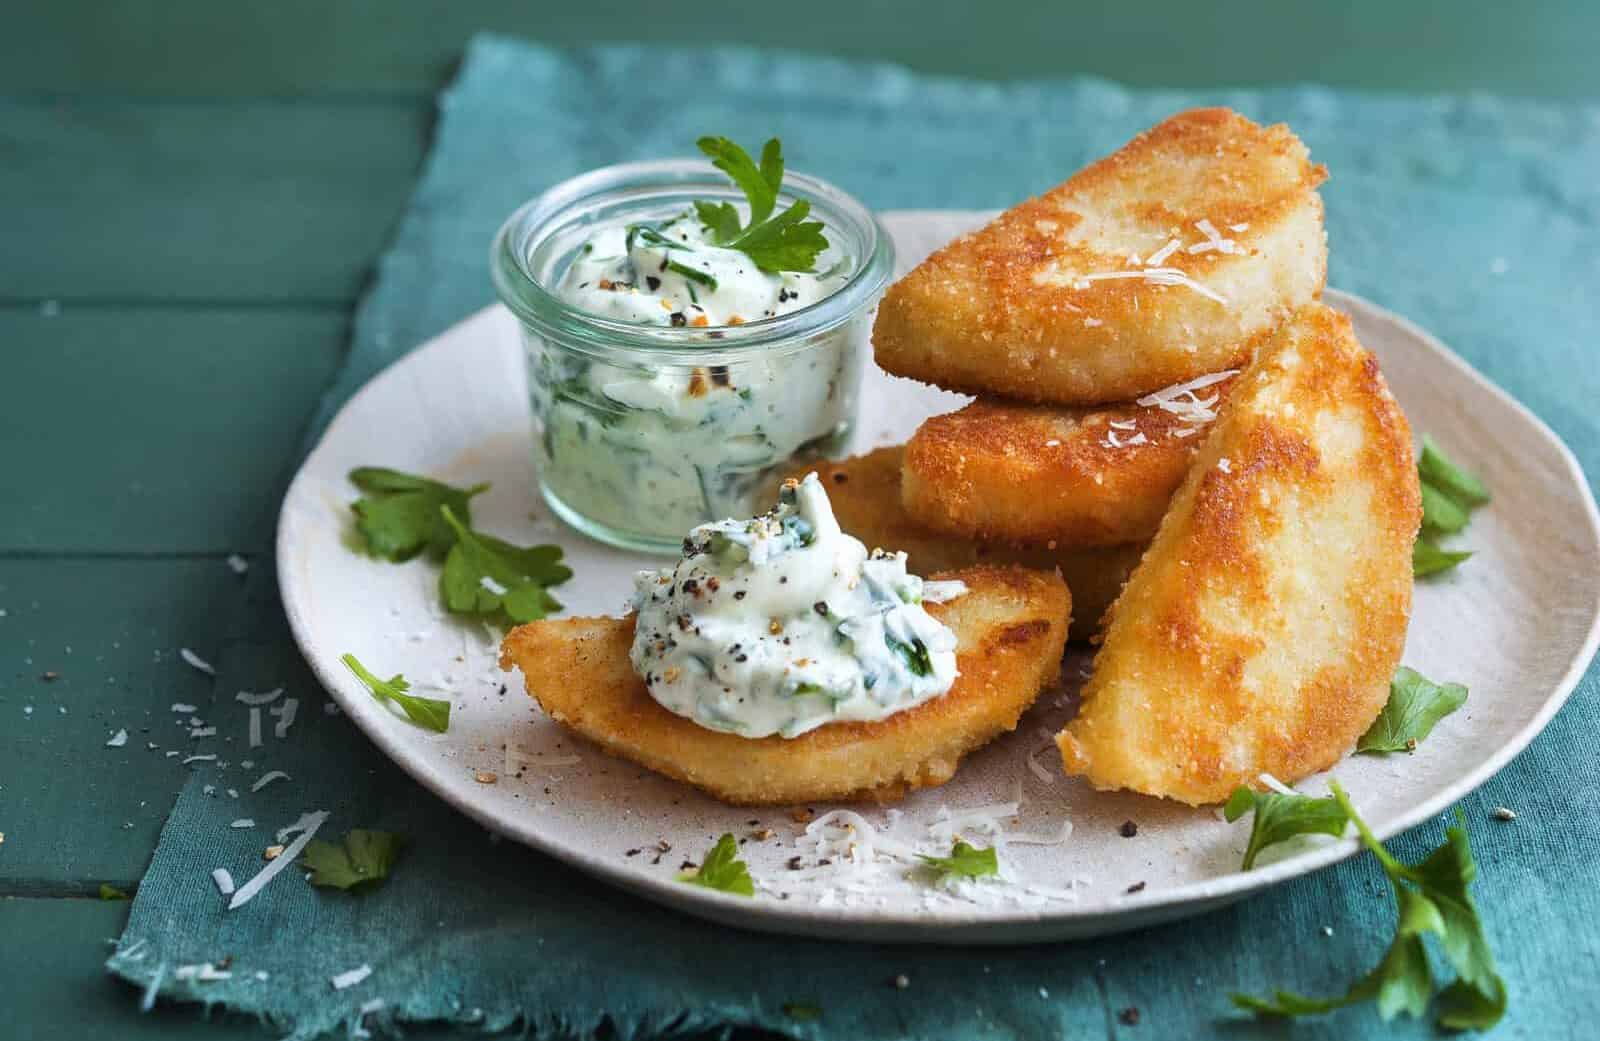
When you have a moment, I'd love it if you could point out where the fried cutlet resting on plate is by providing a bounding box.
[794,446,1144,642]
[902,373,1240,547]
[1056,303,1421,805]
[873,107,1327,405]
[500,565,1069,806]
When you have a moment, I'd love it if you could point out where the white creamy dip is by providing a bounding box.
[531,206,861,539]
[629,474,966,738]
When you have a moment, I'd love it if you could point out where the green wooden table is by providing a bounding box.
[3,4,1594,1037]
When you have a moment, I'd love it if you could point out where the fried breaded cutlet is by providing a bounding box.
[501,565,1069,805]
[902,373,1240,547]
[795,446,1144,642]
[874,108,1327,405]
[1057,303,1421,805]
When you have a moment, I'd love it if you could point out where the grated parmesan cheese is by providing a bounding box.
[235,688,283,706]
[1073,268,1227,306]
[211,868,236,896]
[105,728,129,748]
[1258,772,1295,796]
[180,648,215,676]
[270,698,299,739]
[250,770,290,793]
[331,964,373,990]
[170,702,198,713]
[230,818,256,829]
[1144,238,1181,267]
[228,810,328,910]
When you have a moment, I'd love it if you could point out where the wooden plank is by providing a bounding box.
[0,559,239,890]
[0,898,273,1039]
[0,307,344,554]
[0,98,426,302]
[2,1,1597,98]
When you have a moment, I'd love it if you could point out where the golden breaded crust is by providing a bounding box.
[500,566,1070,806]
[902,375,1239,546]
[874,108,1327,405]
[1057,304,1420,804]
[795,446,1144,642]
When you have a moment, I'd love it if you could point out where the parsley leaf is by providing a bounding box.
[1223,786,1349,870]
[1233,784,1506,1030]
[349,467,489,562]
[438,507,571,625]
[1420,481,1471,534]
[1418,436,1490,509]
[725,200,830,274]
[1413,538,1473,578]
[1414,437,1489,576]
[693,200,743,243]
[301,828,405,890]
[918,840,1000,884]
[693,135,827,273]
[1357,667,1468,754]
[341,653,450,732]
[678,833,755,896]
[99,883,130,901]
[697,135,781,226]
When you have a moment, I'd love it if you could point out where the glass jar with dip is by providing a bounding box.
[491,155,893,554]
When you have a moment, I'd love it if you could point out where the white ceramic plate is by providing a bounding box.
[278,211,1600,943]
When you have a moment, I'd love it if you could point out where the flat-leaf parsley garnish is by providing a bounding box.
[1414,437,1489,578]
[349,467,489,562]
[439,506,572,625]
[918,840,1000,884]
[1232,782,1505,1030]
[341,653,450,733]
[1357,666,1468,754]
[301,828,405,890]
[694,136,828,274]
[1223,786,1349,870]
[678,833,755,896]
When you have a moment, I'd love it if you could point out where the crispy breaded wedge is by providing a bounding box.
[501,566,1069,805]
[1058,304,1420,805]
[902,374,1239,546]
[874,108,1327,405]
[795,446,1144,642]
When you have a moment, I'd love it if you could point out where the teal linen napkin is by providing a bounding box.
[109,34,1600,1040]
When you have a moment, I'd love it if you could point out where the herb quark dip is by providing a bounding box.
[629,473,966,738]
[494,134,892,553]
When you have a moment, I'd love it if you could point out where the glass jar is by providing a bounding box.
[491,159,894,554]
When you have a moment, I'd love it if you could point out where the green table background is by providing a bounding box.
[2,4,1595,1038]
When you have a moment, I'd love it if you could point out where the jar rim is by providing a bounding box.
[490,158,894,365]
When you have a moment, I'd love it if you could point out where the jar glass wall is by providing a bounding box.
[492,160,893,553]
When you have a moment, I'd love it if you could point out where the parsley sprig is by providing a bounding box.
[1414,437,1489,578]
[1357,667,1468,754]
[679,833,755,896]
[341,653,451,733]
[1224,788,1350,870]
[918,840,1000,885]
[349,467,489,562]
[302,828,404,890]
[693,136,828,273]
[1232,782,1506,1030]
[439,507,572,626]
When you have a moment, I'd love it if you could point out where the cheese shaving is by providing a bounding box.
[250,770,290,793]
[235,688,284,706]
[248,708,262,749]
[271,698,299,739]
[227,809,329,910]
[105,728,129,748]
[174,962,232,982]
[1258,772,1296,796]
[170,702,198,713]
[331,964,373,990]
[230,818,254,829]
[1073,268,1227,306]
[180,648,215,676]
[1144,238,1181,266]
[212,868,236,896]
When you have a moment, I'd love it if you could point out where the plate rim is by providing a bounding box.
[277,235,1600,942]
